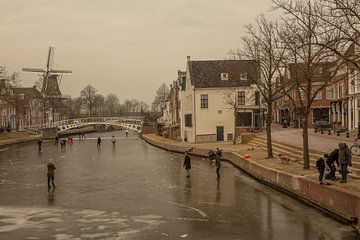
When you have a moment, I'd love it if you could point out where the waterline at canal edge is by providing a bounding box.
[140,134,360,234]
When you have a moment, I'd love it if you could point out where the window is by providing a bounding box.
[338,85,343,98]
[312,88,322,100]
[299,89,305,100]
[238,91,245,105]
[236,112,252,126]
[326,87,334,99]
[255,91,260,105]
[185,114,192,127]
[240,73,248,80]
[227,133,233,141]
[200,94,208,108]
[221,73,229,81]
[19,94,25,100]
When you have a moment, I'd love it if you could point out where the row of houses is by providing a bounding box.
[0,74,69,131]
[160,48,360,143]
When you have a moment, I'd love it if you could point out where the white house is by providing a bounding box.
[180,57,262,143]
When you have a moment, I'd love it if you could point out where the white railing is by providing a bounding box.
[23,117,143,133]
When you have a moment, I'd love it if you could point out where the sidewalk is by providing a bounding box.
[258,124,356,153]
[0,131,41,147]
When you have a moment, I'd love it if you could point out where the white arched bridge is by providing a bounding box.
[24,117,143,134]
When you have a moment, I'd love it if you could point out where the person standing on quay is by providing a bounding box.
[47,160,56,189]
[125,129,128,138]
[183,148,192,177]
[316,154,327,184]
[338,142,352,183]
[97,136,102,150]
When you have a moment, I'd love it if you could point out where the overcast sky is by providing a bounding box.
[1,0,273,104]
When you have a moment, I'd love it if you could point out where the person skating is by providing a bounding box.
[326,149,339,180]
[47,159,56,189]
[183,148,192,177]
[215,150,221,180]
[97,136,102,150]
[37,139,43,153]
[60,139,66,151]
[316,154,327,184]
[111,135,116,146]
[338,142,352,183]
[55,135,59,146]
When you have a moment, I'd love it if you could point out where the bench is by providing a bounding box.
[314,120,330,133]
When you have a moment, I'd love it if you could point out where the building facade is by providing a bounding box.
[180,57,262,143]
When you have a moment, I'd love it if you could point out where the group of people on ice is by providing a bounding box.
[316,142,352,184]
[183,147,222,180]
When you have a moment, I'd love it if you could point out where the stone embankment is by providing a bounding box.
[141,133,360,233]
[0,132,41,147]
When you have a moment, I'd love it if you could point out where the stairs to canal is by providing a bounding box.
[247,137,360,178]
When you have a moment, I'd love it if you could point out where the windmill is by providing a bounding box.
[22,47,72,124]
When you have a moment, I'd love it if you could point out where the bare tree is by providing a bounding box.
[152,83,170,112]
[237,15,287,158]
[105,93,120,116]
[318,0,360,69]
[93,94,105,116]
[138,101,149,113]
[273,0,343,169]
[80,85,97,117]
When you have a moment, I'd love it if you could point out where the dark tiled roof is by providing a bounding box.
[13,86,42,99]
[188,60,259,88]
[288,62,332,83]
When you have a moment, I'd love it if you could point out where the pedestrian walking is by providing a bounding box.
[47,159,56,189]
[97,136,102,150]
[215,151,221,180]
[183,148,192,177]
[326,149,339,180]
[111,135,116,147]
[316,154,327,184]
[338,142,352,183]
[125,130,128,138]
[37,139,43,153]
[82,132,86,139]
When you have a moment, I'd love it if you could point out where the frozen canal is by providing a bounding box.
[0,131,359,240]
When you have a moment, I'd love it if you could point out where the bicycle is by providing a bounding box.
[350,139,360,156]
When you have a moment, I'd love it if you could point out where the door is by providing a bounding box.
[216,126,224,141]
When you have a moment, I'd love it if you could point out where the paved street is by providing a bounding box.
[0,131,359,240]
[258,125,358,153]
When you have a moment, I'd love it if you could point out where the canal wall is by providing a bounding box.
[0,133,41,148]
[141,134,360,233]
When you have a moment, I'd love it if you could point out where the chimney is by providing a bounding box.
[187,56,191,62]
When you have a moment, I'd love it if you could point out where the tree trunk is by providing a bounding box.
[302,114,310,170]
[233,108,237,145]
[266,102,273,158]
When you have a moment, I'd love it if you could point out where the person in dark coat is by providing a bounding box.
[37,139,43,153]
[55,135,59,146]
[338,142,352,183]
[97,136,102,150]
[215,151,221,180]
[316,154,327,184]
[326,149,339,180]
[47,160,56,189]
[183,148,192,177]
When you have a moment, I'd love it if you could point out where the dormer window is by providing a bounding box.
[221,73,229,81]
[240,73,247,80]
